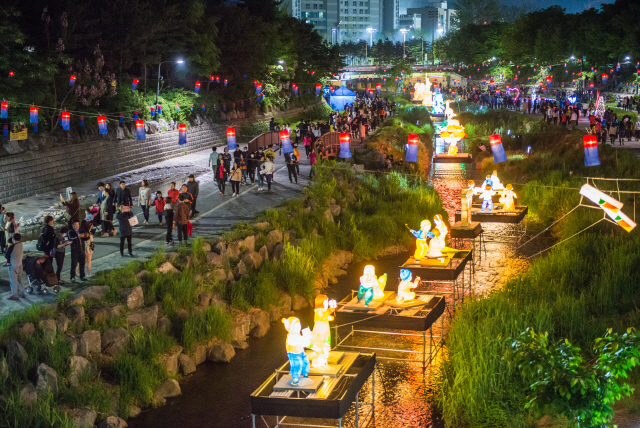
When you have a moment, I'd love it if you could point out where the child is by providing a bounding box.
[153,191,165,225]
[167,182,180,204]
[54,226,71,284]
[163,196,174,245]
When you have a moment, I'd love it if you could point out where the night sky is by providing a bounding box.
[401,0,616,14]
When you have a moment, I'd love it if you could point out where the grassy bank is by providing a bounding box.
[435,111,640,427]
[0,162,446,426]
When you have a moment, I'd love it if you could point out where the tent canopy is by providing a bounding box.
[329,86,356,111]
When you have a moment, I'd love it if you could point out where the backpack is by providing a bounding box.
[36,233,45,251]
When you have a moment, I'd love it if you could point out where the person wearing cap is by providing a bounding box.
[185,174,200,218]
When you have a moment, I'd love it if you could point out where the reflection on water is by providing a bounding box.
[131,159,537,428]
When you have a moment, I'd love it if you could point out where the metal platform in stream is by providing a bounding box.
[455,205,528,224]
[450,221,486,262]
[433,153,473,163]
[250,352,376,428]
[334,292,446,368]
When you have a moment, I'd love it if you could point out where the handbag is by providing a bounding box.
[128,215,139,227]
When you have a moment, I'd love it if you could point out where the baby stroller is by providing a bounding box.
[24,255,60,294]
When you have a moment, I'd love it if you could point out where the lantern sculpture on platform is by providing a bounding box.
[280,129,293,154]
[135,120,145,140]
[60,111,71,131]
[583,135,600,167]
[406,134,419,162]
[396,269,420,302]
[282,317,312,386]
[224,127,236,151]
[310,295,336,368]
[30,107,38,132]
[489,134,507,163]
[0,102,7,119]
[357,265,385,307]
[69,75,76,86]
[194,81,201,94]
[580,184,636,232]
[256,82,262,95]
[97,116,107,135]
[79,116,84,127]
[178,124,187,145]
[315,83,322,96]
[338,132,351,159]
[131,79,139,90]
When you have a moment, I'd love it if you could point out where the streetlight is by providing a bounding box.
[400,29,409,59]
[366,28,376,65]
[157,59,184,109]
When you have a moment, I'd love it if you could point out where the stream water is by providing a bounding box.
[129,136,540,428]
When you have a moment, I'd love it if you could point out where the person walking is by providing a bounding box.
[41,215,56,257]
[6,233,24,301]
[115,181,133,208]
[101,188,116,236]
[80,219,94,276]
[167,182,180,204]
[208,146,218,176]
[53,227,71,284]
[164,196,174,245]
[179,184,194,214]
[174,195,190,243]
[60,192,80,229]
[222,148,232,175]
[153,191,165,225]
[215,154,228,195]
[256,155,265,191]
[239,154,248,185]
[247,153,257,185]
[138,180,152,225]
[116,205,134,257]
[230,164,242,197]
[0,206,7,254]
[185,174,200,218]
[309,150,317,179]
[261,155,275,193]
[609,121,618,145]
[293,146,301,175]
[67,220,88,282]
[285,152,298,184]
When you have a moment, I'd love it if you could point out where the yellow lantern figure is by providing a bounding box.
[433,214,448,249]
[490,170,504,190]
[444,100,455,121]
[426,229,444,259]
[502,184,517,212]
[397,269,421,302]
[439,119,467,156]
[461,180,475,226]
[409,220,436,261]
[311,295,336,368]
[282,317,312,385]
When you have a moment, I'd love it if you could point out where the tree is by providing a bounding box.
[454,0,503,27]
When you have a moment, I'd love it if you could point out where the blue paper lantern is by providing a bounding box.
[223,79,228,87]
[97,116,108,134]
[280,130,293,154]
[216,76,220,84]
[222,104,226,112]
[176,104,180,113]
[157,105,162,115]
[405,134,419,162]
[135,120,146,140]
[194,82,201,94]
[315,84,321,96]
[339,133,352,159]
[226,127,237,151]
[201,104,205,112]
[133,111,139,120]
[241,101,244,109]
[489,134,507,163]
[79,116,84,127]
[0,102,7,119]
[150,107,155,117]
[2,125,7,136]
[61,112,71,131]
[30,107,38,124]
[178,124,187,145]
[132,79,139,90]
[119,113,124,124]
[256,82,262,95]
[69,75,76,86]
[583,135,600,167]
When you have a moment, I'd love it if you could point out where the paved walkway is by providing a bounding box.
[0,147,313,318]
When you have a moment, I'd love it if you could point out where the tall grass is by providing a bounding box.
[181,306,232,351]
[0,392,74,428]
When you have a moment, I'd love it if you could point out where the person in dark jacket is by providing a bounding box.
[247,153,257,184]
[41,215,56,256]
[222,148,232,176]
[164,196,174,245]
[53,226,71,284]
[67,220,88,282]
[116,205,134,257]
[215,154,228,195]
[115,181,133,208]
[185,175,200,218]
[174,195,191,243]
[60,192,80,229]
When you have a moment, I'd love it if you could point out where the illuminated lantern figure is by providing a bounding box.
[460,180,475,226]
[433,214,448,249]
[409,220,435,261]
[150,107,155,117]
[583,135,600,167]
[135,120,146,140]
[579,184,636,232]
[501,184,517,212]
[372,273,388,300]
[310,295,336,368]
[406,134,419,162]
[426,229,444,259]
[0,102,7,119]
[119,113,124,124]
[223,79,228,87]
[194,81,200,94]
[338,132,352,159]
[226,127,237,151]
[61,111,71,131]
[69,75,76,86]
[444,100,455,121]
[97,116,107,134]
[489,170,503,190]
[280,129,293,154]
[79,116,84,127]
[282,317,312,386]
[178,124,187,145]
[132,79,139,90]
[256,82,262,95]
[315,83,322,96]
[376,83,381,94]
[357,265,379,307]
[480,185,496,212]
[489,134,507,163]
[396,269,420,302]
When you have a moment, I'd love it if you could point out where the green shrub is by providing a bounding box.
[181,306,232,351]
